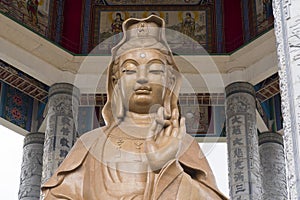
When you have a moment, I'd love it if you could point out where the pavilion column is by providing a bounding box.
[225,82,262,200]
[18,132,45,200]
[258,131,287,199]
[41,83,80,184]
[272,0,300,198]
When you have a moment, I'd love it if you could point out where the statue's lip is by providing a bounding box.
[134,86,151,94]
[135,89,151,94]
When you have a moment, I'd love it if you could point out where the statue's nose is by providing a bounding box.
[136,66,148,84]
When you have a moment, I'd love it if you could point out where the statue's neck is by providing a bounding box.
[109,112,157,139]
[122,111,156,126]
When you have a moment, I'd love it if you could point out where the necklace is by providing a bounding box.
[108,134,145,150]
[134,141,143,150]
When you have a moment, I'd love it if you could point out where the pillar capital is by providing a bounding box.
[258,131,284,146]
[49,83,80,100]
[225,81,255,98]
[224,67,247,86]
[23,132,45,147]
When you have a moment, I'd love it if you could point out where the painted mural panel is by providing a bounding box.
[104,0,212,5]
[78,107,94,136]
[0,83,33,131]
[255,0,274,33]
[0,0,50,36]
[181,105,211,135]
[95,10,208,54]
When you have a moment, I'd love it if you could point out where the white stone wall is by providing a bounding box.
[272,0,300,199]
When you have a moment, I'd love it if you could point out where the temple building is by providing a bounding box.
[0,0,299,199]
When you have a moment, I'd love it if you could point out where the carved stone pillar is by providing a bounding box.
[225,82,262,200]
[41,83,80,184]
[272,0,300,198]
[259,132,287,200]
[18,132,44,200]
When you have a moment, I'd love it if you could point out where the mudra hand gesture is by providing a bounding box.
[146,107,186,171]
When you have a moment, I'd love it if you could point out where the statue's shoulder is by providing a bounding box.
[42,127,108,189]
[78,126,108,147]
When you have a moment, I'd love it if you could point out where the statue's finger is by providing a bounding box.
[172,109,179,128]
[157,134,169,145]
[146,123,159,151]
[155,107,170,136]
[147,120,157,141]
[155,129,165,144]
[178,117,186,140]
[171,127,179,137]
[158,107,164,118]
[156,107,165,123]
[164,124,173,136]
[155,118,171,127]
[154,123,163,141]
[171,108,179,121]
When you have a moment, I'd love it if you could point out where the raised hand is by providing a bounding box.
[145,107,186,171]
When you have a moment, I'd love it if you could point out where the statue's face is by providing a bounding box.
[117,49,171,114]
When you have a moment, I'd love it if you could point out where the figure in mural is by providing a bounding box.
[181,12,195,38]
[263,0,273,21]
[27,0,39,25]
[42,15,227,200]
[111,12,124,34]
[16,0,26,9]
[111,12,125,45]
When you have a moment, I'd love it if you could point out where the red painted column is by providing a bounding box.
[61,0,83,53]
[223,0,244,53]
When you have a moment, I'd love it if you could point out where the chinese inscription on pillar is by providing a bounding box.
[42,83,80,184]
[226,82,262,200]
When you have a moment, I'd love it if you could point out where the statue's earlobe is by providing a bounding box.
[164,74,176,119]
[112,76,124,120]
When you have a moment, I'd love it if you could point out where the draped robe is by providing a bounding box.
[42,127,228,200]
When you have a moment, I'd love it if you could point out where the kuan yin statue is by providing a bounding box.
[42,15,228,200]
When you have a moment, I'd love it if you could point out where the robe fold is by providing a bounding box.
[42,127,228,200]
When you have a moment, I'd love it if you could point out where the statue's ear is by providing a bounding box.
[112,76,124,120]
[164,74,176,119]
[112,75,118,85]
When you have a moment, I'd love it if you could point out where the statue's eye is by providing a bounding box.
[149,64,165,74]
[121,62,137,74]
[122,69,137,74]
[149,70,164,74]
